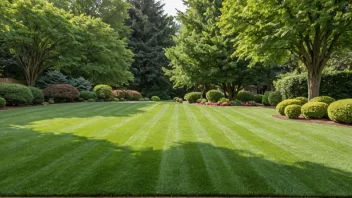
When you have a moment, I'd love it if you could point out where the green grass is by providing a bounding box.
[0,102,351,196]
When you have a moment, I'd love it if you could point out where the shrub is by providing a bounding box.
[268,91,282,106]
[247,101,257,106]
[0,84,33,106]
[254,95,263,104]
[93,85,113,100]
[295,97,308,105]
[143,97,150,101]
[78,97,84,102]
[139,98,145,101]
[236,91,255,102]
[28,87,44,104]
[311,96,335,105]
[218,98,230,105]
[120,98,126,101]
[112,98,119,102]
[43,84,79,101]
[112,90,126,99]
[42,102,49,105]
[301,102,328,119]
[127,90,142,101]
[36,70,68,89]
[284,105,302,119]
[178,98,184,103]
[184,92,201,103]
[87,99,95,102]
[0,97,6,108]
[48,99,55,104]
[206,90,224,102]
[151,96,160,101]
[79,91,97,100]
[262,91,272,106]
[124,91,133,100]
[68,77,92,91]
[328,99,352,124]
[230,100,242,106]
[276,99,302,115]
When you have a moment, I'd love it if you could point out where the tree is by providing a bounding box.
[220,0,352,100]
[126,0,177,98]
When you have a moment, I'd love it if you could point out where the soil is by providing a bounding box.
[273,114,352,128]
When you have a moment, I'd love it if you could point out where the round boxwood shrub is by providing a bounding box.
[79,91,96,100]
[254,94,263,104]
[93,84,113,100]
[151,96,160,101]
[184,92,201,103]
[284,104,302,119]
[295,97,308,105]
[44,84,79,101]
[262,91,272,106]
[128,90,142,101]
[310,96,335,105]
[236,91,255,102]
[276,99,302,115]
[268,91,282,106]
[28,87,44,104]
[112,90,126,99]
[0,97,6,108]
[0,84,33,106]
[328,99,352,124]
[206,90,224,102]
[301,102,329,119]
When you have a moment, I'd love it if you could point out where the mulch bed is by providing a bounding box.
[273,114,352,128]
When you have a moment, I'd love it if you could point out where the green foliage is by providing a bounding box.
[128,90,142,101]
[42,102,49,105]
[311,96,335,105]
[262,91,272,106]
[87,99,95,102]
[36,71,68,89]
[43,84,79,101]
[276,99,302,116]
[79,91,97,101]
[78,97,85,102]
[237,91,254,103]
[184,92,201,104]
[206,90,224,102]
[328,99,352,124]
[112,98,119,102]
[151,96,160,102]
[0,97,6,108]
[268,92,282,106]
[139,98,145,101]
[284,105,302,119]
[124,91,133,101]
[48,99,55,104]
[218,98,230,105]
[295,97,309,105]
[93,85,113,101]
[143,97,150,101]
[68,77,92,91]
[0,84,33,106]
[301,102,329,119]
[254,95,263,104]
[28,87,44,104]
[229,100,242,106]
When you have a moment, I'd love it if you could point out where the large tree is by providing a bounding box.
[127,0,177,98]
[220,0,352,99]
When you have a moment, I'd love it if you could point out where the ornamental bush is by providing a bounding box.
[218,98,230,105]
[68,77,92,91]
[328,99,352,124]
[295,97,308,105]
[124,91,133,100]
[28,87,44,104]
[113,90,126,99]
[44,84,79,101]
[276,99,302,115]
[236,91,255,102]
[0,97,6,108]
[230,100,242,106]
[79,91,96,100]
[184,92,201,103]
[87,99,95,102]
[268,91,282,106]
[0,84,33,106]
[127,90,142,101]
[254,94,263,104]
[93,85,113,100]
[151,96,160,101]
[206,90,224,102]
[301,102,328,119]
[284,105,301,119]
[262,91,272,106]
[311,96,335,105]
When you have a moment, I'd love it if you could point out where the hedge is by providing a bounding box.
[43,84,79,101]
[0,97,6,108]
[262,91,272,106]
[28,87,44,104]
[328,99,352,124]
[276,71,352,99]
[276,99,302,115]
[301,102,328,119]
[206,90,224,102]
[268,91,282,106]
[236,91,255,102]
[0,84,33,106]
[254,95,263,104]
[184,92,201,103]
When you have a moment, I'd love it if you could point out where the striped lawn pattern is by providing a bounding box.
[0,102,351,196]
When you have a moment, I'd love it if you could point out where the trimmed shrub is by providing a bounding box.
[301,102,328,119]
[254,94,263,104]
[230,100,242,106]
[28,87,44,104]
[311,96,335,105]
[236,91,255,102]
[78,97,85,102]
[44,84,79,101]
[87,99,95,102]
[127,90,142,101]
[139,98,145,101]
[120,98,126,102]
[284,105,301,119]
[144,97,150,101]
[42,102,49,105]
[184,92,201,103]
[295,97,308,105]
[328,99,352,124]
[276,99,303,115]
[151,96,160,101]
[79,91,96,100]
[112,90,126,99]
[262,91,272,106]
[268,91,282,106]
[0,97,6,108]
[112,98,119,102]
[48,99,55,104]
[93,85,113,100]
[0,84,33,106]
[124,91,133,100]
[206,90,224,102]
[218,98,230,105]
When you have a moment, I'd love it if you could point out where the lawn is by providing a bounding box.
[0,102,351,196]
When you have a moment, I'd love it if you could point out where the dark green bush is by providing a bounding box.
[78,97,85,102]
[311,96,335,105]
[184,92,201,103]
[268,91,282,106]
[87,99,95,102]
[28,87,44,104]
[93,85,113,100]
[328,99,352,124]
[301,102,328,119]
[254,94,263,104]
[112,98,119,102]
[284,104,301,119]
[48,99,55,104]
[230,100,242,106]
[295,97,308,105]
[276,99,302,115]
[0,84,33,106]
[43,84,79,101]
[206,90,224,102]
[0,97,6,108]
[124,91,133,100]
[36,70,68,89]
[68,77,92,91]
[262,91,272,106]
[151,96,160,101]
[79,91,96,100]
[236,91,255,102]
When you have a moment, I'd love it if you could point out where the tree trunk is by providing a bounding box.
[222,83,228,98]
[307,69,322,100]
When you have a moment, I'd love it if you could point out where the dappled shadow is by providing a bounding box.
[0,128,351,196]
